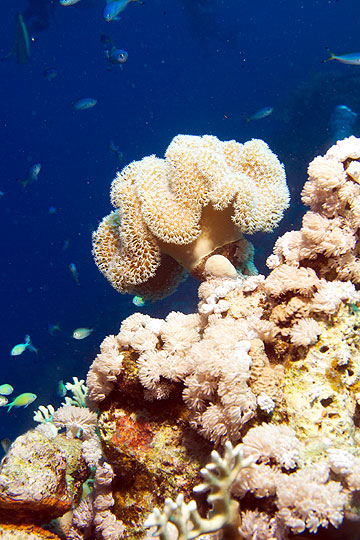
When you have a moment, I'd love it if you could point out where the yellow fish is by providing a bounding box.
[73,328,94,340]
[7,393,37,411]
[10,335,38,356]
[0,384,14,395]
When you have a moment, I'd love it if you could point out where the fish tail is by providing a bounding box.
[323,47,335,63]
[17,178,28,189]
[24,335,38,353]
[7,404,13,412]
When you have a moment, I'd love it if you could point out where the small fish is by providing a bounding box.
[11,335,38,356]
[103,0,143,22]
[132,295,145,307]
[48,323,61,336]
[107,47,128,66]
[109,140,123,160]
[48,205,56,214]
[0,191,4,198]
[246,106,274,123]
[0,384,14,396]
[323,48,360,65]
[72,98,97,111]
[18,163,41,189]
[101,34,128,69]
[1,438,11,453]
[62,239,70,251]
[43,67,57,81]
[73,327,94,340]
[59,0,81,5]
[57,380,67,397]
[0,397,8,407]
[7,392,37,411]
[69,262,80,285]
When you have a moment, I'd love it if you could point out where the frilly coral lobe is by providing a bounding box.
[92,134,289,299]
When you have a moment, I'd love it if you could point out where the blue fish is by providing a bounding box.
[72,98,97,111]
[323,48,360,65]
[103,0,143,22]
[109,140,123,160]
[246,106,273,123]
[69,262,80,285]
[43,67,57,81]
[48,323,61,335]
[107,47,128,65]
[132,295,145,307]
[18,163,41,189]
[101,35,128,68]
[59,0,81,5]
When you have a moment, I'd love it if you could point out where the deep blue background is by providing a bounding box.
[1,0,359,442]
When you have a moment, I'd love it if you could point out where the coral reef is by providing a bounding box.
[5,136,360,540]
[92,134,289,299]
[86,137,360,538]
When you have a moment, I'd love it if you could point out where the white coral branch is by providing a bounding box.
[144,441,253,540]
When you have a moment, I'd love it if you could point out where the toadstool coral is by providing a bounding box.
[92,134,289,299]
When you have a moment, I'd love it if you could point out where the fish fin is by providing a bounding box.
[16,178,28,189]
[7,404,13,412]
[322,47,335,63]
[24,335,38,354]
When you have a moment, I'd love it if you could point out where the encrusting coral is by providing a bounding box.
[92,134,289,298]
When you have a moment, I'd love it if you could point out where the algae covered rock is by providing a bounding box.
[0,523,61,539]
[0,429,87,525]
[97,357,212,539]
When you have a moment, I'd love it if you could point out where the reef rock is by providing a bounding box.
[0,429,87,525]
[0,523,61,539]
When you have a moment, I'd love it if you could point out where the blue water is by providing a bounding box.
[0,0,359,442]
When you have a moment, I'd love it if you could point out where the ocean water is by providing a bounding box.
[0,0,359,444]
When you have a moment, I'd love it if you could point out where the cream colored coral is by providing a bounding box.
[266,136,360,285]
[92,134,289,298]
[264,265,320,297]
[52,405,97,440]
[290,318,321,347]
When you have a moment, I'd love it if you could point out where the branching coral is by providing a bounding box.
[144,441,253,540]
[92,134,289,298]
